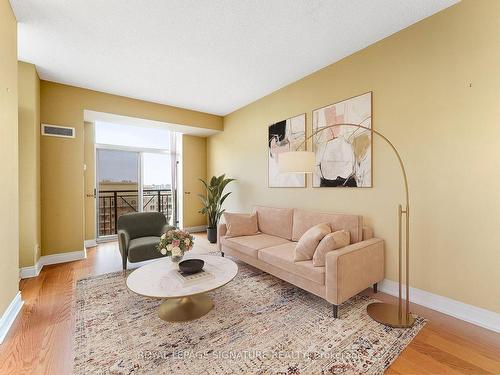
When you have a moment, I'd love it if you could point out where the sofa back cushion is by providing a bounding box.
[292,209,363,243]
[223,212,259,238]
[253,206,294,240]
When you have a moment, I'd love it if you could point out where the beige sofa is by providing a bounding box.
[218,206,384,318]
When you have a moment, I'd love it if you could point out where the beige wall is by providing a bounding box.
[0,0,20,315]
[18,62,41,268]
[183,135,208,228]
[208,0,500,313]
[83,122,95,241]
[41,81,220,253]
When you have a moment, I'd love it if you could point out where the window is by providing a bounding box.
[95,121,171,150]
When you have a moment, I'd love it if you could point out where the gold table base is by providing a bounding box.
[158,294,214,322]
[367,302,415,328]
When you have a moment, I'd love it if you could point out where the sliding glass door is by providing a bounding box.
[94,121,178,240]
[142,152,175,226]
[96,149,140,238]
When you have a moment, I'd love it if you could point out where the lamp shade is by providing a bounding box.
[278,151,315,174]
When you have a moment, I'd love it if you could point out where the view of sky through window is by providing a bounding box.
[95,121,171,149]
[95,122,173,189]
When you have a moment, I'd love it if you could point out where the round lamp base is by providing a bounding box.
[367,302,415,328]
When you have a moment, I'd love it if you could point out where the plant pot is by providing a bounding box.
[207,227,217,244]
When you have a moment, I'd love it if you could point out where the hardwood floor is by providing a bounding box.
[1,233,499,375]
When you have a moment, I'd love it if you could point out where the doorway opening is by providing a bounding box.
[94,121,179,241]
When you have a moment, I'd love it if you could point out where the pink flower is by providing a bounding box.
[172,239,180,247]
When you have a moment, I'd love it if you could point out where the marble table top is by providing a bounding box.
[126,253,238,299]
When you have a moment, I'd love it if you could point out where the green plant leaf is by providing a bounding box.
[198,175,235,228]
[199,178,208,189]
[220,191,232,206]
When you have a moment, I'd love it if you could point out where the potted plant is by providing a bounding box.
[198,174,235,243]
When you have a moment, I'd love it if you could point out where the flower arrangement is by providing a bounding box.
[157,229,194,261]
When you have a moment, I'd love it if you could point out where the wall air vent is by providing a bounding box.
[41,124,75,138]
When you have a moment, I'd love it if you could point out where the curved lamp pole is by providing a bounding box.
[279,123,415,328]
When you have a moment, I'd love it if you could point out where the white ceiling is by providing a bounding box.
[12,0,459,116]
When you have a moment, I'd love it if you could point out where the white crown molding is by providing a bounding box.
[19,248,87,279]
[0,292,24,344]
[84,239,97,248]
[183,225,207,233]
[378,279,500,333]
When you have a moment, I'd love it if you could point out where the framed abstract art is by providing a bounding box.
[312,92,373,188]
[268,113,306,188]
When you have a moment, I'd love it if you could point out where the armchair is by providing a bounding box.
[117,212,174,269]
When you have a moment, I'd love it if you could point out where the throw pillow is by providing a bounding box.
[224,212,259,238]
[294,223,331,262]
[312,230,351,266]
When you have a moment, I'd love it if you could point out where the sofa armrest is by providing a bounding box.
[217,223,227,251]
[118,229,130,269]
[325,238,384,305]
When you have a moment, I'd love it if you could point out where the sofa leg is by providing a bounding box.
[221,251,224,257]
[373,283,378,293]
[332,304,338,319]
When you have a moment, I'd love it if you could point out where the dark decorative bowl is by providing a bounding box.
[178,259,204,274]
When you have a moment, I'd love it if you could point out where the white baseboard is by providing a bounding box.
[19,261,42,279]
[0,292,23,344]
[40,248,87,266]
[19,248,87,279]
[378,279,500,333]
[84,239,97,248]
[183,225,207,233]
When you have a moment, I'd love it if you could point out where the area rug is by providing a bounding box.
[74,261,426,374]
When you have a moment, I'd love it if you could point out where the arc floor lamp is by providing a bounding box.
[279,123,415,328]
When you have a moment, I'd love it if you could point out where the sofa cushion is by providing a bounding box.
[292,208,363,243]
[224,212,259,238]
[253,206,294,240]
[294,223,331,262]
[221,234,290,258]
[258,242,325,284]
[312,230,350,267]
[128,236,162,262]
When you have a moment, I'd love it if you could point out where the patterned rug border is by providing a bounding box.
[74,263,427,374]
[77,269,131,284]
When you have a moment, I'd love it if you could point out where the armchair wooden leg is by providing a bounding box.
[373,283,378,293]
[332,304,338,318]
[122,256,127,270]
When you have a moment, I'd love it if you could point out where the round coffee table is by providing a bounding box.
[126,254,238,322]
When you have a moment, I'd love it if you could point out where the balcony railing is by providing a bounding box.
[98,189,173,237]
